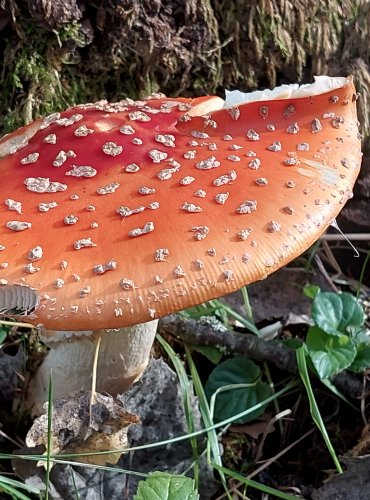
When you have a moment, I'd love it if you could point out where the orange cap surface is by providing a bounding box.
[0,80,362,330]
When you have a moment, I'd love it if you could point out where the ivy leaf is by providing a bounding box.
[306,326,357,379]
[303,284,321,300]
[190,344,223,364]
[349,343,370,373]
[204,357,271,423]
[134,472,199,500]
[312,292,364,336]
[282,338,304,350]
[351,327,370,346]
[0,328,7,345]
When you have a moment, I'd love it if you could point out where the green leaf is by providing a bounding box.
[191,344,223,364]
[306,326,357,379]
[0,329,7,345]
[312,292,364,336]
[281,338,304,350]
[338,293,365,329]
[204,357,271,423]
[181,303,220,320]
[350,327,370,345]
[303,284,321,300]
[134,472,199,500]
[349,343,370,373]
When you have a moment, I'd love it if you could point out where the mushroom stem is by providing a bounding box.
[28,320,158,414]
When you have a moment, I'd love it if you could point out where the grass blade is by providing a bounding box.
[0,474,40,496]
[212,463,303,500]
[0,481,34,500]
[183,345,231,498]
[45,374,53,500]
[210,300,260,335]
[296,346,343,473]
[156,335,199,487]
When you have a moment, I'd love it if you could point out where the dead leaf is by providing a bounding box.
[349,423,370,457]
[26,391,140,465]
[230,421,275,439]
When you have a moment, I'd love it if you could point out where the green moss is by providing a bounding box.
[0,20,88,135]
[58,20,86,45]
[254,6,292,61]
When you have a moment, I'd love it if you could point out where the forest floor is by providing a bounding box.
[0,236,369,499]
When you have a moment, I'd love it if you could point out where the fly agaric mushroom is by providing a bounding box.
[0,76,361,412]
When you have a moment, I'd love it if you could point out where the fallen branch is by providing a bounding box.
[159,314,366,400]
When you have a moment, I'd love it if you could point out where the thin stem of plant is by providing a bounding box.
[263,362,284,437]
[249,428,315,479]
[361,370,370,426]
[0,320,35,329]
[321,233,370,241]
[314,254,339,292]
[0,430,24,448]
[241,286,255,324]
[254,409,292,463]
[321,241,344,276]
[214,429,314,500]
[90,332,103,413]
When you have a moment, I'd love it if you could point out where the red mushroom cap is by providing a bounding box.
[0,78,362,330]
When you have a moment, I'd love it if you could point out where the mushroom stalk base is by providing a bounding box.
[28,320,158,415]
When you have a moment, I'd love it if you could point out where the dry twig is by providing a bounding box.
[159,314,367,400]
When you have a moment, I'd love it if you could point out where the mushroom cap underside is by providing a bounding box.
[0,79,362,330]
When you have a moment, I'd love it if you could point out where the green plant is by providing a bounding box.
[156,335,200,488]
[0,474,39,499]
[204,357,271,424]
[157,334,300,500]
[304,290,368,379]
[134,472,199,500]
[292,289,368,473]
[4,284,366,498]
[212,464,303,500]
[0,326,8,346]
[296,347,343,473]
